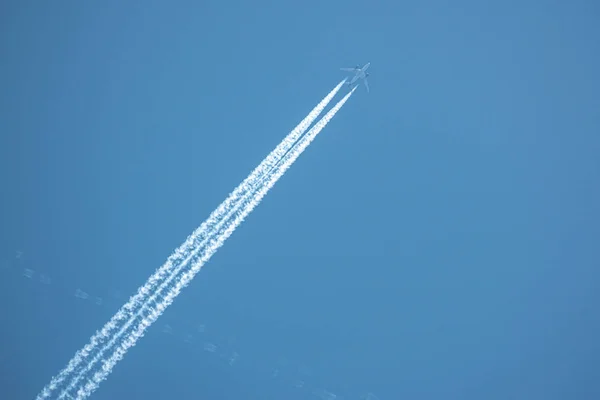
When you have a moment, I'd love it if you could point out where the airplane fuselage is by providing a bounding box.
[348,63,370,85]
[340,62,370,92]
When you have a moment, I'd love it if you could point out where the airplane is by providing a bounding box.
[340,62,370,92]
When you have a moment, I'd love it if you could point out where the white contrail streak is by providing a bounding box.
[57,126,319,399]
[36,80,345,400]
[71,87,355,400]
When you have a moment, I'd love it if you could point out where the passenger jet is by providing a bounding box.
[340,62,370,92]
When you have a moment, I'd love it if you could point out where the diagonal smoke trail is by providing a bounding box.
[58,101,318,398]
[36,80,346,400]
[57,113,319,399]
[71,87,356,400]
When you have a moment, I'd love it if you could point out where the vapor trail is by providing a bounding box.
[57,122,317,399]
[71,87,355,400]
[36,80,345,400]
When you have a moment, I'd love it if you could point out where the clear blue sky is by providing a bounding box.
[1,1,599,399]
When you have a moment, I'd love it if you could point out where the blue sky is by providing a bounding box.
[1,1,599,399]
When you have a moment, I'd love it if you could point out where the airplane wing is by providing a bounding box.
[363,78,370,92]
[340,67,357,72]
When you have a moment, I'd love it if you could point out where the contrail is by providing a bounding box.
[38,83,354,400]
[57,122,324,399]
[57,137,303,399]
[36,80,345,400]
[71,87,356,400]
